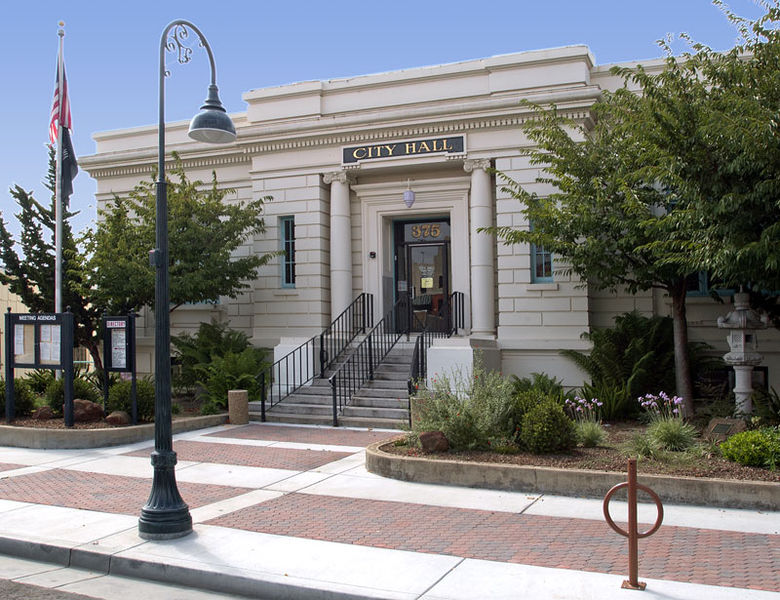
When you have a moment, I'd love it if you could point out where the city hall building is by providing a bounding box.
[81,45,780,393]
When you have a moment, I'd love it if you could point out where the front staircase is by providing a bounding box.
[249,338,415,429]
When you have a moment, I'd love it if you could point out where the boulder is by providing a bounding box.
[73,399,104,423]
[106,410,131,426]
[419,430,450,453]
[32,406,55,420]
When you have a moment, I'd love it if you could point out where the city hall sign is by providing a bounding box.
[343,136,464,164]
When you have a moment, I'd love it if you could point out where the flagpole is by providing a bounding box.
[54,23,64,315]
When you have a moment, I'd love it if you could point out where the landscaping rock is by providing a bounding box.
[31,406,55,420]
[73,399,104,423]
[106,410,131,426]
[419,430,449,453]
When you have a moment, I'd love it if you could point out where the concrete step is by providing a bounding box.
[356,388,408,400]
[342,405,409,420]
[350,396,409,409]
[337,415,408,429]
[261,402,333,416]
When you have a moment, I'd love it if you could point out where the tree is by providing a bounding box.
[621,1,780,300]
[485,1,780,416]
[487,98,699,415]
[0,147,103,370]
[81,159,277,314]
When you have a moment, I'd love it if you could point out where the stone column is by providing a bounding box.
[464,158,495,337]
[324,171,354,322]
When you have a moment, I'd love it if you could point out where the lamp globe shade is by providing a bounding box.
[188,84,236,144]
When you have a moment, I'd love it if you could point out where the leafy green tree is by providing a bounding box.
[485,1,780,416]
[0,147,102,369]
[631,1,780,296]
[81,159,277,314]
[487,97,699,415]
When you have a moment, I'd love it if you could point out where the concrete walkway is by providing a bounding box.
[0,422,777,599]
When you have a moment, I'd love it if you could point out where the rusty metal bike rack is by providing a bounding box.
[603,458,664,590]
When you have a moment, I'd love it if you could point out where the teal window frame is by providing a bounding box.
[280,216,296,288]
[686,271,734,297]
[531,242,553,283]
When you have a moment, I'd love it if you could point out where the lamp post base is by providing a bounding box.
[138,450,192,540]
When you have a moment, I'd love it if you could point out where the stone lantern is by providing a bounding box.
[717,292,768,415]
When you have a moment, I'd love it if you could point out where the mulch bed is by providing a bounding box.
[384,423,780,483]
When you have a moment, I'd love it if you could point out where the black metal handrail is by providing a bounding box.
[406,291,464,426]
[320,293,373,376]
[258,293,373,419]
[328,296,408,426]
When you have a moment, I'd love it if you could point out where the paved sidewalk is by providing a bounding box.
[0,422,777,599]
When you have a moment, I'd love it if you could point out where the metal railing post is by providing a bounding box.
[330,376,338,427]
[368,334,374,380]
[260,372,267,422]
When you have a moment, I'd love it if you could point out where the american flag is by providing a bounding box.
[49,57,71,144]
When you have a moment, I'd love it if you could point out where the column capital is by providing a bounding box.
[323,170,355,185]
[463,158,491,173]
[464,158,491,173]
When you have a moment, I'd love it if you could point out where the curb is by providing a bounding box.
[0,414,228,449]
[365,442,780,511]
[0,534,388,600]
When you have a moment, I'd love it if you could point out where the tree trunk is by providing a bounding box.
[669,281,695,417]
[83,338,103,377]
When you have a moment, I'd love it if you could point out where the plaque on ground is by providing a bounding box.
[706,418,746,441]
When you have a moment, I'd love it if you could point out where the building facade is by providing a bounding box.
[80,46,780,391]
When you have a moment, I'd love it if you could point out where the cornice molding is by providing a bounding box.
[85,151,250,179]
[239,108,590,156]
[84,107,592,180]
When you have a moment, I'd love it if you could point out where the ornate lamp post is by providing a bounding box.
[138,20,236,540]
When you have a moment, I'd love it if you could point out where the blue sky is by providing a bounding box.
[0,0,765,238]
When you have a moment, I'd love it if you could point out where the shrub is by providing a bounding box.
[23,369,55,395]
[44,377,101,415]
[510,372,564,401]
[564,395,606,447]
[720,428,780,468]
[0,379,37,417]
[647,418,698,451]
[575,420,607,448]
[518,399,576,454]
[107,379,156,422]
[195,348,267,410]
[413,363,520,450]
[621,432,663,459]
[172,319,264,389]
[582,382,633,421]
[561,312,719,419]
[753,387,780,426]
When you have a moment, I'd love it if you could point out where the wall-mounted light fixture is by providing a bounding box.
[403,179,415,208]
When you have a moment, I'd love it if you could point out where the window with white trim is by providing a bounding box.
[280,216,295,288]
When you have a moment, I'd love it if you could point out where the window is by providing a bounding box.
[280,216,295,288]
[685,271,733,297]
[531,242,553,282]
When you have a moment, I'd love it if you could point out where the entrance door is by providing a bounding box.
[407,243,449,331]
[394,219,451,332]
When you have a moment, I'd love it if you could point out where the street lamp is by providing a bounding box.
[138,20,236,540]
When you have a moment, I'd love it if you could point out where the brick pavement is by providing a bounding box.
[0,464,25,472]
[124,440,352,470]
[205,492,780,592]
[0,469,250,515]
[207,424,399,447]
